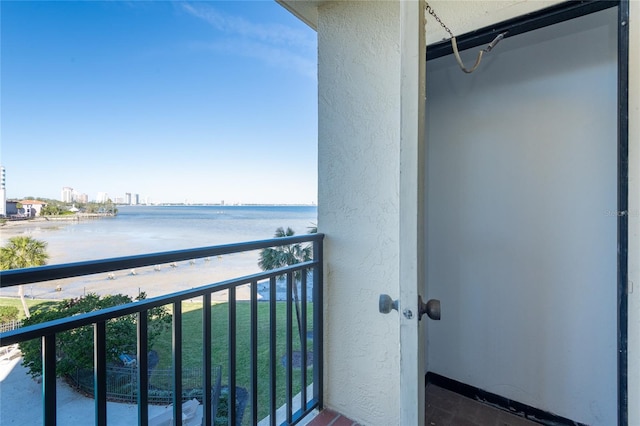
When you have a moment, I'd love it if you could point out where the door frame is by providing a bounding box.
[425,1,630,423]
[399,1,427,425]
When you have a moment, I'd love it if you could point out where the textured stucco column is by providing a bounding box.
[317,2,402,424]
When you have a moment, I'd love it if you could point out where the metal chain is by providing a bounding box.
[425,1,507,74]
[425,2,454,39]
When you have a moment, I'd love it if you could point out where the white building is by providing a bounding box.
[19,199,46,217]
[61,186,74,203]
[96,192,109,203]
[278,1,638,425]
[76,193,88,204]
[0,166,6,217]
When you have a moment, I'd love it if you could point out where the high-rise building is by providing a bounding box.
[61,187,74,203]
[76,193,88,204]
[96,192,109,203]
[0,166,6,217]
[133,194,139,205]
[125,193,131,205]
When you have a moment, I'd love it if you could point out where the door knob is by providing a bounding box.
[379,294,399,314]
[418,295,441,321]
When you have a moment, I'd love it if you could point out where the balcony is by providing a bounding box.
[0,234,324,426]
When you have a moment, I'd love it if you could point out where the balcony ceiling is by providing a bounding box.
[278,0,567,45]
[277,0,322,30]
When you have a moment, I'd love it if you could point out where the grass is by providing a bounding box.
[151,300,315,424]
[0,297,58,321]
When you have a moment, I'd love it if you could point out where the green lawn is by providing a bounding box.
[151,300,315,423]
[0,297,58,321]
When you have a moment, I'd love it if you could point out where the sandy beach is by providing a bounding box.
[0,215,305,302]
[1,218,263,303]
[0,255,264,302]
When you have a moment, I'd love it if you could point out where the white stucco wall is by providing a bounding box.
[317,2,402,424]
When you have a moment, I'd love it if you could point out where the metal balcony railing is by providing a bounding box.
[0,234,324,426]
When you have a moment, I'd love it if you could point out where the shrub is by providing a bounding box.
[0,305,19,323]
[19,292,170,378]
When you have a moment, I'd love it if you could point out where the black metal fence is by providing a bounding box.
[67,365,217,405]
[0,319,22,333]
[0,234,324,426]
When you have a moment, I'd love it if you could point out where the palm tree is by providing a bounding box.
[259,227,312,344]
[259,227,311,276]
[0,236,49,317]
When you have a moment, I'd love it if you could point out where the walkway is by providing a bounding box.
[0,356,179,425]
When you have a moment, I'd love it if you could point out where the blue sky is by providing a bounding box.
[1,1,317,205]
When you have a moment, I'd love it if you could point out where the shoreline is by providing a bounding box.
[0,216,264,301]
[1,214,114,229]
[0,253,264,301]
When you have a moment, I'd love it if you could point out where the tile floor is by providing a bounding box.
[306,385,541,426]
[425,384,541,426]
[306,409,362,426]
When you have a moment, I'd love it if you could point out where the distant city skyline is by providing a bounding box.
[1,1,318,205]
[6,175,309,206]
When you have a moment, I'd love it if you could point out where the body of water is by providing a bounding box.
[5,205,317,264]
[1,205,317,299]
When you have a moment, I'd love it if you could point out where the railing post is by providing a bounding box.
[202,293,212,426]
[228,286,237,426]
[94,321,107,426]
[301,270,308,412]
[137,311,149,426]
[250,280,259,425]
[313,238,324,410]
[286,272,294,424]
[269,276,277,426]
[42,334,57,426]
[172,301,183,426]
